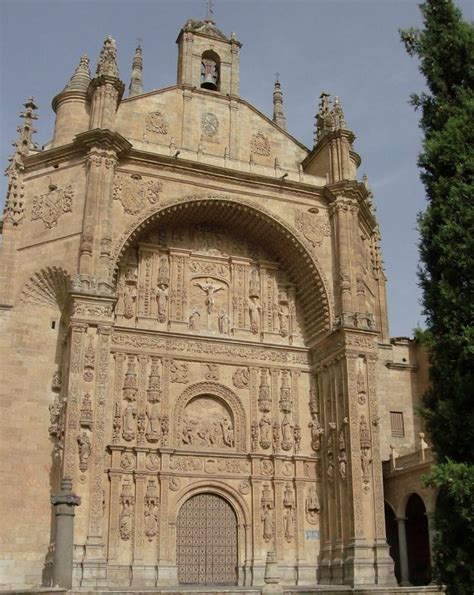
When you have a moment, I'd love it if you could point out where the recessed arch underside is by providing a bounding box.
[112,195,333,342]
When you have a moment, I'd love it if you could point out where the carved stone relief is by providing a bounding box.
[294,210,331,248]
[251,131,271,156]
[31,183,74,228]
[305,485,320,525]
[232,367,249,389]
[180,397,234,449]
[113,174,162,215]
[144,110,169,136]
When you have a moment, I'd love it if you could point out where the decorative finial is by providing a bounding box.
[205,0,215,22]
[272,74,287,131]
[332,96,347,131]
[3,98,39,225]
[129,43,143,97]
[63,54,91,92]
[96,35,119,77]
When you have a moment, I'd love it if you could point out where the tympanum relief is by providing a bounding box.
[180,397,235,450]
[115,224,304,346]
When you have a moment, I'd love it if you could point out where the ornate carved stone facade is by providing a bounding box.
[0,15,436,594]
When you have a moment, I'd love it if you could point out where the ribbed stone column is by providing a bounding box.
[51,477,81,588]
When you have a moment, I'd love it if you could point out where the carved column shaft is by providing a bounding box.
[64,323,88,478]
[87,325,113,549]
[107,471,121,561]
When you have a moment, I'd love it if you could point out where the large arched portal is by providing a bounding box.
[177,493,238,585]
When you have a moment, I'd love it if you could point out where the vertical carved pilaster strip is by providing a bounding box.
[158,475,169,566]
[271,368,279,452]
[88,324,113,542]
[252,479,262,560]
[367,354,385,540]
[134,473,146,562]
[249,367,259,452]
[346,354,364,539]
[112,353,125,444]
[64,322,88,478]
[274,480,284,559]
[108,471,121,561]
[136,355,148,446]
[295,479,306,568]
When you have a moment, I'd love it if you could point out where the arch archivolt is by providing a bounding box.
[173,381,247,452]
[109,193,333,341]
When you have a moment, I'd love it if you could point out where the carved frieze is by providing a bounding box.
[31,183,74,228]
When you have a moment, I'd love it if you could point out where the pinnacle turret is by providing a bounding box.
[96,35,119,78]
[314,92,349,145]
[3,97,38,225]
[272,75,287,131]
[128,44,143,97]
[63,54,91,93]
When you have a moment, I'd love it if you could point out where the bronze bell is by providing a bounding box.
[201,59,218,90]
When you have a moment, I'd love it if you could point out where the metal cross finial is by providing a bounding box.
[136,36,143,47]
[206,0,214,20]
[275,72,280,83]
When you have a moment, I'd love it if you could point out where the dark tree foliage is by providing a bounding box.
[401,1,474,592]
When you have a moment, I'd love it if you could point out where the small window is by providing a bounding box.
[390,411,404,437]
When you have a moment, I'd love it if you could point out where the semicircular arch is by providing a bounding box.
[173,381,246,452]
[110,194,333,342]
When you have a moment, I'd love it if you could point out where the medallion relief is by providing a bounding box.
[113,174,162,215]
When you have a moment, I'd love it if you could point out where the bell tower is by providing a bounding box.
[176,18,241,97]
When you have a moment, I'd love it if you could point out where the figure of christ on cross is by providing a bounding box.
[193,278,225,314]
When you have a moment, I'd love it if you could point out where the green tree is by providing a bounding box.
[401,1,474,592]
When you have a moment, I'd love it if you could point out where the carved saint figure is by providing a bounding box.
[120,451,135,470]
[233,367,249,389]
[249,268,260,297]
[77,432,91,471]
[249,296,261,334]
[221,417,235,447]
[259,413,272,449]
[284,509,295,542]
[338,450,347,480]
[218,310,230,334]
[309,414,323,451]
[278,305,289,337]
[194,278,225,314]
[146,402,161,442]
[361,450,372,482]
[188,307,201,331]
[170,360,188,384]
[262,507,273,542]
[181,414,197,445]
[306,485,320,524]
[123,285,136,319]
[144,506,158,540]
[122,402,136,441]
[119,501,133,540]
[154,284,168,323]
[281,413,293,450]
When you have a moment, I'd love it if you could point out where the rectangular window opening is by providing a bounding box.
[390,411,404,437]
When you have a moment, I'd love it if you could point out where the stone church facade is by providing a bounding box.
[0,18,438,592]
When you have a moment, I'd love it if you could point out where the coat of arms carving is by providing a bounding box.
[294,210,331,248]
[113,174,163,215]
[251,131,271,156]
[145,110,169,136]
[31,183,74,229]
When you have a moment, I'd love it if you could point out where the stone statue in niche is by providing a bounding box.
[123,284,136,319]
[153,284,168,323]
[249,269,260,298]
[188,307,201,331]
[144,479,159,541]
[309,414,323,451]
[293,424,301,453]
[262,507,273,542]
[281,413,293,451]
[259,413,272,449]
[146,402,161,443]
[119,479,134,541]
[305,485,320,524]
[251,421,259,451]
[278,304,289,337]
[249,296,261,334]
[284,509,295,542]
[122,402,137,441]
[180,397,234,449]
[77,431,91,471]
[218,310,230,334]
[272,422,281,451]
[193,278,225,315]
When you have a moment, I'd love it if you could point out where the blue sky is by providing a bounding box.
[1,0,472,337]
